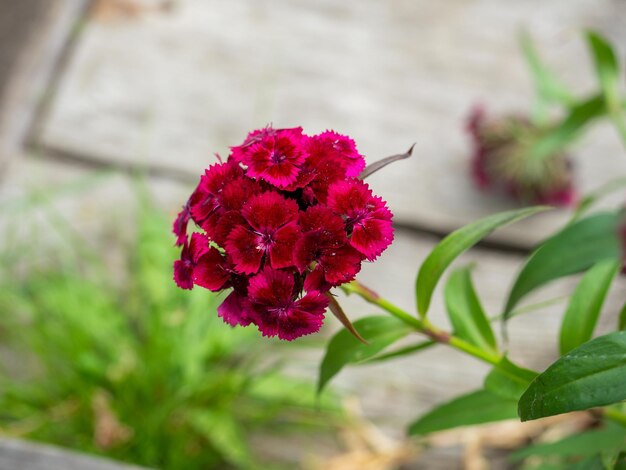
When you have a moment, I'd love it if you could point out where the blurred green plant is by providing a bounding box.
[0,181,340,470]
[522,30,626,152]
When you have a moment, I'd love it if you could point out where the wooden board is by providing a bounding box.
[0,0,88,168]
[0,438,148,470]
[34,0,626,248]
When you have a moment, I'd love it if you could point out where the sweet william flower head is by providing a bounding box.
[467,106,576,207]
[172,126,394,340]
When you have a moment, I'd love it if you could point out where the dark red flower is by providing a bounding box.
[218,289,253,327]
[189,161,244,224]
[173,126,395,340]
[172,203,191,246]
[231,127,306,189]
[226,192,300,274]
[194,247,230,291]
[294,206,363,291]
[173,232,210,290]
[327,179,394,261]
[283,132,366,204]
[248,267,328,340]
[314,131,365,178]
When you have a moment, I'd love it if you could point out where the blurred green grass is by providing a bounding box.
[0,176,341,469]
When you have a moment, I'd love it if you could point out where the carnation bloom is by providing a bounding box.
[466,106,576,206]
[173,126,394,340]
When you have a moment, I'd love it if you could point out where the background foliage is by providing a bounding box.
[0,183,339,469]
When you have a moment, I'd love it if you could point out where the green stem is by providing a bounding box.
[341,281,423,330]
[341,281,501,366]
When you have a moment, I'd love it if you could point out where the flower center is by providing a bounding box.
[257,232,275,250]
[270,151,286,163]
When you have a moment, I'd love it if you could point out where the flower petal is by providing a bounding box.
[326,179,372,219]
[225,226,264,275]
[313,130,365,177]
[350,217,394,260]
[172,204,191,246]
[218,290,253,327]
[193,247,230,291]
[188,232,211,262]
[320,245,363,285]
[248,267,294,306]
[173,259,194,290]
[239,127,307,189]
[242,191,299,233]
[269,223,300,269]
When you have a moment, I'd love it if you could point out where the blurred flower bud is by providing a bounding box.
[466,106,576,206]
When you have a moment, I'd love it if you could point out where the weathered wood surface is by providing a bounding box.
[0,0,88,165]
[0,438,148,470]
[36,0,626,248]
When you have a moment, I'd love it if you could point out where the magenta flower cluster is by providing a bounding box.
[173,127,394,340]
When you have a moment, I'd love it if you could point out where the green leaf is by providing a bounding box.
[520,31,574,108]
[586,31,620,105]
[408,389,518,435]
[444,265,497,353]
[528,94,606,160]
[511,424,626,460]
[416,206,548,318]
[518,331,626,421]
[484,357,538,401]
[318,316,413,393]
[504,212,621,318]
[586,31,626,147]
[187,409,251,468]
[559,259,620,355]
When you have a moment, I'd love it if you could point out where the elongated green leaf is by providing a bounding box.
[484,357,538,401]
[511,424,626,460]
[559,259,620,355]
[408,389,518,435]
[416,206,548,318]
[586,31,626,146]
[587,31,620,105]
[318,316,413,393]
[188,409,251,467]
[520,31,573,107]
[504,212,621,318]
[518,331,626,421]
[444,265,496,353]
[529,94,606,160]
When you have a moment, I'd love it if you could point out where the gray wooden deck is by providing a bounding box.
[33,0,626,248]
[0,438,148,470]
